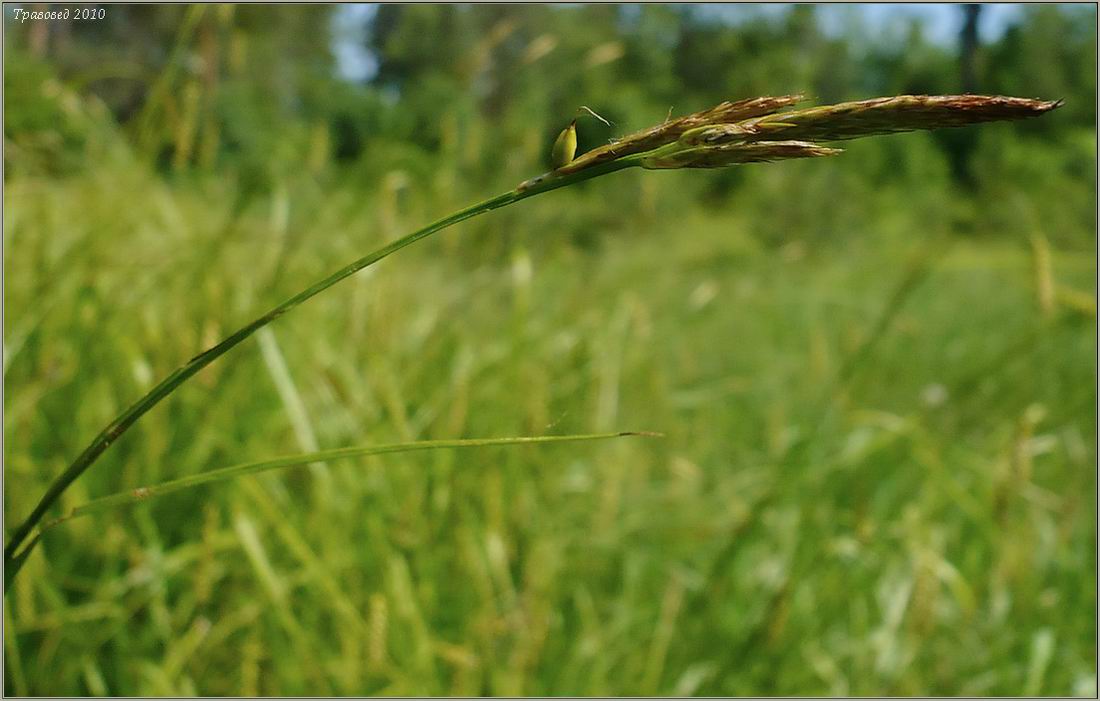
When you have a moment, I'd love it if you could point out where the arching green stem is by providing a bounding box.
[3,158,641,573]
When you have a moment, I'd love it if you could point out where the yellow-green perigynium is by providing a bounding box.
[551,119,577,169]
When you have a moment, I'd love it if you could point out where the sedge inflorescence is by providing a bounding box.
[521,93,1061,188]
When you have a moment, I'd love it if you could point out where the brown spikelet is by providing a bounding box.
[738,94,1062,143]
[642,140,843,169]
[554,94,805,175]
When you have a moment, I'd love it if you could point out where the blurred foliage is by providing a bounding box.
[5,4,1095,212]
[3,3,1096,696]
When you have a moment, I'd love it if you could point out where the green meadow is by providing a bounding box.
[4,4,1096,695]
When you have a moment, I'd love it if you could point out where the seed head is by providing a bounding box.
[519,93,1061,190]
[735,94,1063,143]
[554,94,806,176]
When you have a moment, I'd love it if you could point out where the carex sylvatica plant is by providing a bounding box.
[4,93,1060,585]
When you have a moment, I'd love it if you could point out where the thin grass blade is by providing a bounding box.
[42,432,660,530]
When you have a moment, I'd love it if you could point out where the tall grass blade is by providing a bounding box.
[41,432,657,530]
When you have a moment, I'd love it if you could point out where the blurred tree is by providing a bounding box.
[940,3,985,186]
[370,4,476,90]
[959,4,982,93]
[986,4,1096,130]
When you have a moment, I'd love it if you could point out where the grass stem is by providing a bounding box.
[3,160,638,573]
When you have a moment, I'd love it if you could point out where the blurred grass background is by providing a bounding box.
[3,3,1096,696]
